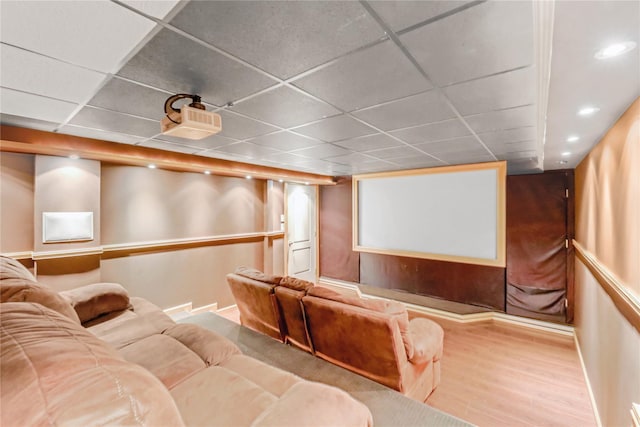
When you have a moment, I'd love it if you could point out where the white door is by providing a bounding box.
[286,183,316,282]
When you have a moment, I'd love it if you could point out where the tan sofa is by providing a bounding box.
[226,267,444,401]
[0,256,373,426]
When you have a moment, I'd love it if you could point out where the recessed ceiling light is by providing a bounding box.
[561,152,571,157]
[578,106,600,116]
[558,160,568,165]
[304,182,310,185]
[595,41,637,59]
[148,164,157,169]
[566,135,579,143]
[278,179,284,183]
[204,170,211,175]
[68,154,79,160]
[245,175,252,180]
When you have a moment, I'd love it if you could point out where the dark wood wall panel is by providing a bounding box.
[360,253,505,310]
[319,178,359,282]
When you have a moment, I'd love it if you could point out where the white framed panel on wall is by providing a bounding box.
[42,212,94,243]
[353,161,506,267]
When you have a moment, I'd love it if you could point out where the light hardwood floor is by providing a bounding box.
[218,306,597,427]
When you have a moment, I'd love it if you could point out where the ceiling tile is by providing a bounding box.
[293,115,375,142]
[231,86,340,128]
[365,145,422,159]
[390,118,470,144]
[69,106,160,137]
[261,152,310,165]
[497,150,537,161]
[294,41,431,111]
[1,114,58,132]
[368,1,471,32]
[198,150,250,162]
[119,1,181,19]
[485,140,537,155]
[58,125,146,145]
[478,127,536,146]
[443,67,535,116]
[324,152,380,166]
[464,105,536,133]
[0,1,157,73]
[117,28,276,106]
[248,131,323,152]
[388,156,443,169]
[215,142,281,159]
[352,90,456,131]
[291,143,352,159]
[138,139,202,154]
[436,151,496,165]
[87,77,171,120]
[0,88,77,123]
[334,133,403,152]
[1,45,106,103]
[156,133,237,150]
[414,135,481,154]
[170,1,384,79]
[401,1,533,86]
[217,111,279,140]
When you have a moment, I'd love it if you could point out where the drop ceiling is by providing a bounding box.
[1,0,638,177]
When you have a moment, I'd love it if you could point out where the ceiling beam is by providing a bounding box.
[0,125,336,185]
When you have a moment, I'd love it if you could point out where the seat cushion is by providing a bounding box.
[60,282,130,323]
[1,302,185,427]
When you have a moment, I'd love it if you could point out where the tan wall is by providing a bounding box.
[34,155,101,252]
[574,97,640,426]
[0,152,34,253]
[0,155,283,309]
[101,164,264,243]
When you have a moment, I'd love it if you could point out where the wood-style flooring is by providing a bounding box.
[217,306,597,427]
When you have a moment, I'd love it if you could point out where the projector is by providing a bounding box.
[161,104,222,140]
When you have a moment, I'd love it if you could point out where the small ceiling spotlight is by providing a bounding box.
[595,41,637,59]
[161,94,221,140]
[578,106,600,116]
[558,160,568,165]
[278,179,284,183]
[304,182,310,185]
[566,135,579,143]
[204,170,211,175]
[68,154,79,160]
[246,175,252,180]
[561,152,571,157]
[148,164,157,169]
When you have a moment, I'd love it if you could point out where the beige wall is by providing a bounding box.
[0,155,284,309]
[574,97,640,426]
[0,152,34,253]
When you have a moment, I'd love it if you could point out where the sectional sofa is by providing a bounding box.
[226,267,444,401]
[0,256,373,426]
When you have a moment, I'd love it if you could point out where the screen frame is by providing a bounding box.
[352,161,506,267]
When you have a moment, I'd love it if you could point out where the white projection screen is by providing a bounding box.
[353,161,506,267]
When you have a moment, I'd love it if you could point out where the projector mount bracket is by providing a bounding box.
[164,94,205,125]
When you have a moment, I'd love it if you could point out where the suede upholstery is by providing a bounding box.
[303,291,444,401]
[60,282,130,323]
[225,267,444,401]
[1,257,372,427]
[0,255,80,324]
[227,270,283,341]
[0,302,185,427]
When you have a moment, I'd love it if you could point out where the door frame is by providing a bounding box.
[284,183,319,282]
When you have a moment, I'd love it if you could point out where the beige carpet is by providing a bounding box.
[180,312,471,427]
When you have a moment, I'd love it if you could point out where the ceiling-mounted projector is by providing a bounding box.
[161,94,221,140]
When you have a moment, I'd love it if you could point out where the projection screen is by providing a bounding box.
[353,161,506,267]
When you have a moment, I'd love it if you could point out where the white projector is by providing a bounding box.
[161,105,222,140]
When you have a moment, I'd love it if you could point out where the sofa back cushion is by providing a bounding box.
[302,293,407,390]
[0,302,185,427]
[306,287,414,358]
[0,256,80,324]
[226,273,283,341]
[234,266,282,285]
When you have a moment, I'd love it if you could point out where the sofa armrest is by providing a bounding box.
[407,318,444,365]
[60,282,130,323]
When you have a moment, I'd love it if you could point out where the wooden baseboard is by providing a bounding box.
[217,304,238,314]
[574,334,603,427]
[191,303,218,315]
[163,302,193,316]
[631,403,640,427]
